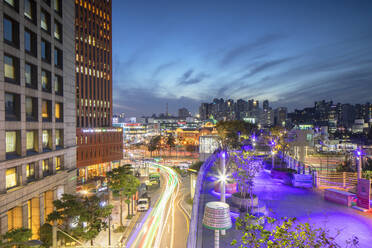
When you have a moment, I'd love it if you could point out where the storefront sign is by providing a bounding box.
[357,179,370,210]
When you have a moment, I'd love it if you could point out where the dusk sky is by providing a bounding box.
[112,0,372,117]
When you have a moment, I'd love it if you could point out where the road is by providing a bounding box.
[125,162,189,248]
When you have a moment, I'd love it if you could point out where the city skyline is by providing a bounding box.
[112,0,372,117]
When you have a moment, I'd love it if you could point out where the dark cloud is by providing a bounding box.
[178,69,209,85]
[219,34,286,67]
[152,61,178,78]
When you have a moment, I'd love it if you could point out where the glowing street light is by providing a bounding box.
[355,147,364,180]
[219,151,227,236]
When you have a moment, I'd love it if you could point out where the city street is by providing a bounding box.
[125,163,190,248]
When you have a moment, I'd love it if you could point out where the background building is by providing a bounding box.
[75,0,122,184]
[0,0,76,238]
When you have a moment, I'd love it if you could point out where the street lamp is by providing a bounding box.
[270,140,276,169]
[219,151,227,236]
[355,147,364,180]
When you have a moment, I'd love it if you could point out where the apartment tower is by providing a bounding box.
[75,0,122,184]
[0,0,76,238]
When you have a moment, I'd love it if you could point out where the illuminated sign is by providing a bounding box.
[82,128,122,133]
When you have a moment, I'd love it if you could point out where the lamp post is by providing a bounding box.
[203,201,232,248]
[219,151,226,235]
[356,147,363,180]
[271,140,276,169]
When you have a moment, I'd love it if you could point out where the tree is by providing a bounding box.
[39,223,53,248]
[107,166,132,227]
[166,134,176,155]
[148,135,161,156]
[122,174,140,217]
[231,151,263,212]
[0,228,32,248]
[47,194,112,246]
[216,120,256,150]
[232,214,359,248]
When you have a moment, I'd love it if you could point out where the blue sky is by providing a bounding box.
[112,0,372,117]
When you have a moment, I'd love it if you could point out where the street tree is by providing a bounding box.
[47,194,112,246]
[0,228,32,247]
[122,174,140,217]
[106,165,132,226]
[166,134,176,156]
[232,214,359,248]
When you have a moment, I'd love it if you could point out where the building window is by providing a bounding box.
[26,163,36,182]
[41,39,51,63]
[24,29,37,56]
[40,9,50,33]
[55,129,62,148]
[4,0,18,8]
[42,129,51,151]
[42,159,51,176]
[55,102,63,122]
[25,62,37,89]
[42,100,51,121]
[41,69,51,92]
[54,47,62,69]
[54,0,61,15]
[55,156,62,171]
[4,54,19,84]
[3,15,19,47]
[6,167,18,189]
[6,131,17,153]
[24,0,36,22]
[54,74,63,95]
[54,20,62,41]
[26,130,37,152]
[25,96,38,121]
[5,92,20,121]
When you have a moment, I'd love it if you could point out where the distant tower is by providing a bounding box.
[166,103,168,116]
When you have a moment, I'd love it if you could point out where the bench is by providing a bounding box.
[324,188,356,207]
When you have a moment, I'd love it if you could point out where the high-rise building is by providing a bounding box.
[75,0,122,183]
[178,107,191,119]
[0,0,76,238]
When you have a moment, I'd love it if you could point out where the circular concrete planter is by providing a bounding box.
[231,193,259,208]
[214,182,238,194]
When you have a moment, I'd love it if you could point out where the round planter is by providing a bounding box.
[214,182,237,194]
[231,194,258,208]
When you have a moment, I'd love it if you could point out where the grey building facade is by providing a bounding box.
[0,0,76,239]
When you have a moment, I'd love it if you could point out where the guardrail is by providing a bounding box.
[186,154,217,248]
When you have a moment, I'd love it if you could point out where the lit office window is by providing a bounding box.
[4,55,18,82]
[55,102,62,121]
[55,156,62,171]
[6,131,17,153]
[55,129,62,147]
[26,163,35,181]
[42,159,50,176]
[6,167,18,189]
[54,21,62,41]
[24,0,36,21]
[5,0,16,7]
[42,130,50,149]
[26,131,35,150]
[40,10,50,32]
[41,70,51,91]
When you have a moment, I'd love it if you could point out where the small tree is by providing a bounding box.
[39,223,53,248]
[47,194,113,246]
[232,214,359,248]
[216,120,257,150]
[231,151,263,212]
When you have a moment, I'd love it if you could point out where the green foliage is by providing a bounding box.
[147,135,161,156]
[39,223,52,248]
[232,214,359,248]
[0,228,32,247]
[47,194,113,245]
[363,158,372,171]
[166,134,176,150]
[190,161,203,171]
[363,171,372,180]
[216,120,256,149]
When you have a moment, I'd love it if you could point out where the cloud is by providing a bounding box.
[219,34,286,67]
[178,69,209,85]
[152,61,178,78]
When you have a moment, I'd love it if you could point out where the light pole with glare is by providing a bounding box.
[271,140,276,169]
[219,151,227,235]
[356,147,363,180]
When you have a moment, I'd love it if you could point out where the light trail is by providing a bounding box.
[126,162,180,248]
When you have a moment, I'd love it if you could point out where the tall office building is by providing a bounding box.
[75,0,122,183]
[0,0,76,238]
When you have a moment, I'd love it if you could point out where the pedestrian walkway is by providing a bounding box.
[197,169,372,248]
